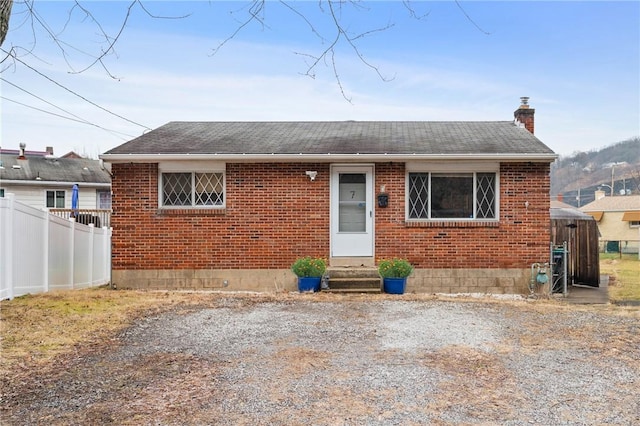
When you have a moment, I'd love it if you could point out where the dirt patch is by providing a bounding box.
[421,346,525,422]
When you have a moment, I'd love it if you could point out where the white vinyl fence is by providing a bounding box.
[0,194,112,300]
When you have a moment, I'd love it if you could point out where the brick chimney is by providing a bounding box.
[46,146,54,155]
[514,97,535,134]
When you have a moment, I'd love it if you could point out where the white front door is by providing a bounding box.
[331,165,374,257]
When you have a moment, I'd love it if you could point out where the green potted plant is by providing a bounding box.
[291,256,327,292]
[378,258,413,294]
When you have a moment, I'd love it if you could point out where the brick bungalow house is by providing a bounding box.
[101,99,557,293]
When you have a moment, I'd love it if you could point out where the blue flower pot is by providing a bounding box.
[383,277,407,294]
[298,277,322,292]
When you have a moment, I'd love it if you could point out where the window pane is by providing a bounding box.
[46,191,55,208]
[476,173,496,218]
[431,174,473,218]
[0,189,4,197]
[408,173,429,219]
[338,173,366,232]
[195,173,224,206]
[55,191,65,208]
[163,173,191,206]
[97,190,112,209]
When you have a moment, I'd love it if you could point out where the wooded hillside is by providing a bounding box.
[551,137,640,207]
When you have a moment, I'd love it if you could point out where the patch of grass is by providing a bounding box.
[0,288,221,373]
[600,253,640,302]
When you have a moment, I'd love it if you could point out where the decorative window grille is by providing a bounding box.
[161,172,224,207]
[408,173,429,219]
[476,173,496,219]
[195,173,224,206]
[408,172,497,220]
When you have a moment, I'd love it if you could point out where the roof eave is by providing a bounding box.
[0,179,111,188]
[100,153,558,163]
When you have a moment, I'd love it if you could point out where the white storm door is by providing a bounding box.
[331,165,374,257]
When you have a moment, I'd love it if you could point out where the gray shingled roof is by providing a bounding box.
[103,121,555,157]
[0,154,111,184]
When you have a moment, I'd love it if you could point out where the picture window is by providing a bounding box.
[407,172,497,220]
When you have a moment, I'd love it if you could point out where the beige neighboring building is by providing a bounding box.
[580,190,640,254]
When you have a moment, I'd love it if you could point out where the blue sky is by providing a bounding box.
[1,1,638,157]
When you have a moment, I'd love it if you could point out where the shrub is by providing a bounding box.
[291,257,327,277]
[378,258,413,278]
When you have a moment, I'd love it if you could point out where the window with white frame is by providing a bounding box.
[97,190,112,209]
[630,221,640,228]
[159,162,225,208]
[46,190,65,208]
[407,164,498,220]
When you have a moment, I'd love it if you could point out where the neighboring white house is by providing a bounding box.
[0,144,112,217]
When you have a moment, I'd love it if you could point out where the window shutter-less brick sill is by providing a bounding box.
[156,208,226,217]
[405,220,499,228]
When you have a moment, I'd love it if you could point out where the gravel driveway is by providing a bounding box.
[3,295,639,425]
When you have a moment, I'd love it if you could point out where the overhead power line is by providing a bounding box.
[1,48,152,131]
[1,96,135,140]
[1,77,137,139]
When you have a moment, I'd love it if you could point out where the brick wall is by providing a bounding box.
[111,161,550,273]
[375,162,551,269]
[111,163,330,271]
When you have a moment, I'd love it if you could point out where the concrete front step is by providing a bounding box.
[324,266,382,293]
[323,287,381,294]
[329,257,375,267]
[326,266,379,278]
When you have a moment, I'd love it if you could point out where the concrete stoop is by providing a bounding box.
[323,266,381,293]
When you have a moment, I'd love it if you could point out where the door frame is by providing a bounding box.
[330,164,375,259]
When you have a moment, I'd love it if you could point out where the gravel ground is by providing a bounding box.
[2,295,639,425]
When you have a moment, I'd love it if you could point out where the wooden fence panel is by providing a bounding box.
[551,218,600,287]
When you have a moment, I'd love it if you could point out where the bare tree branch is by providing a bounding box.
[402,0,431,20]
[2,0,489,103]
[136,1,191,20]
[208,1,399,101]
[278,0,325,42]
[295,0,395,101]
[330,49,351,103]
[210,1,267,57]
[455,0,491,35]
[68,1,137,77]
[2,0,191,79]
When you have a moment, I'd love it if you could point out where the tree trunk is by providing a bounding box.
[0,0,12,47]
